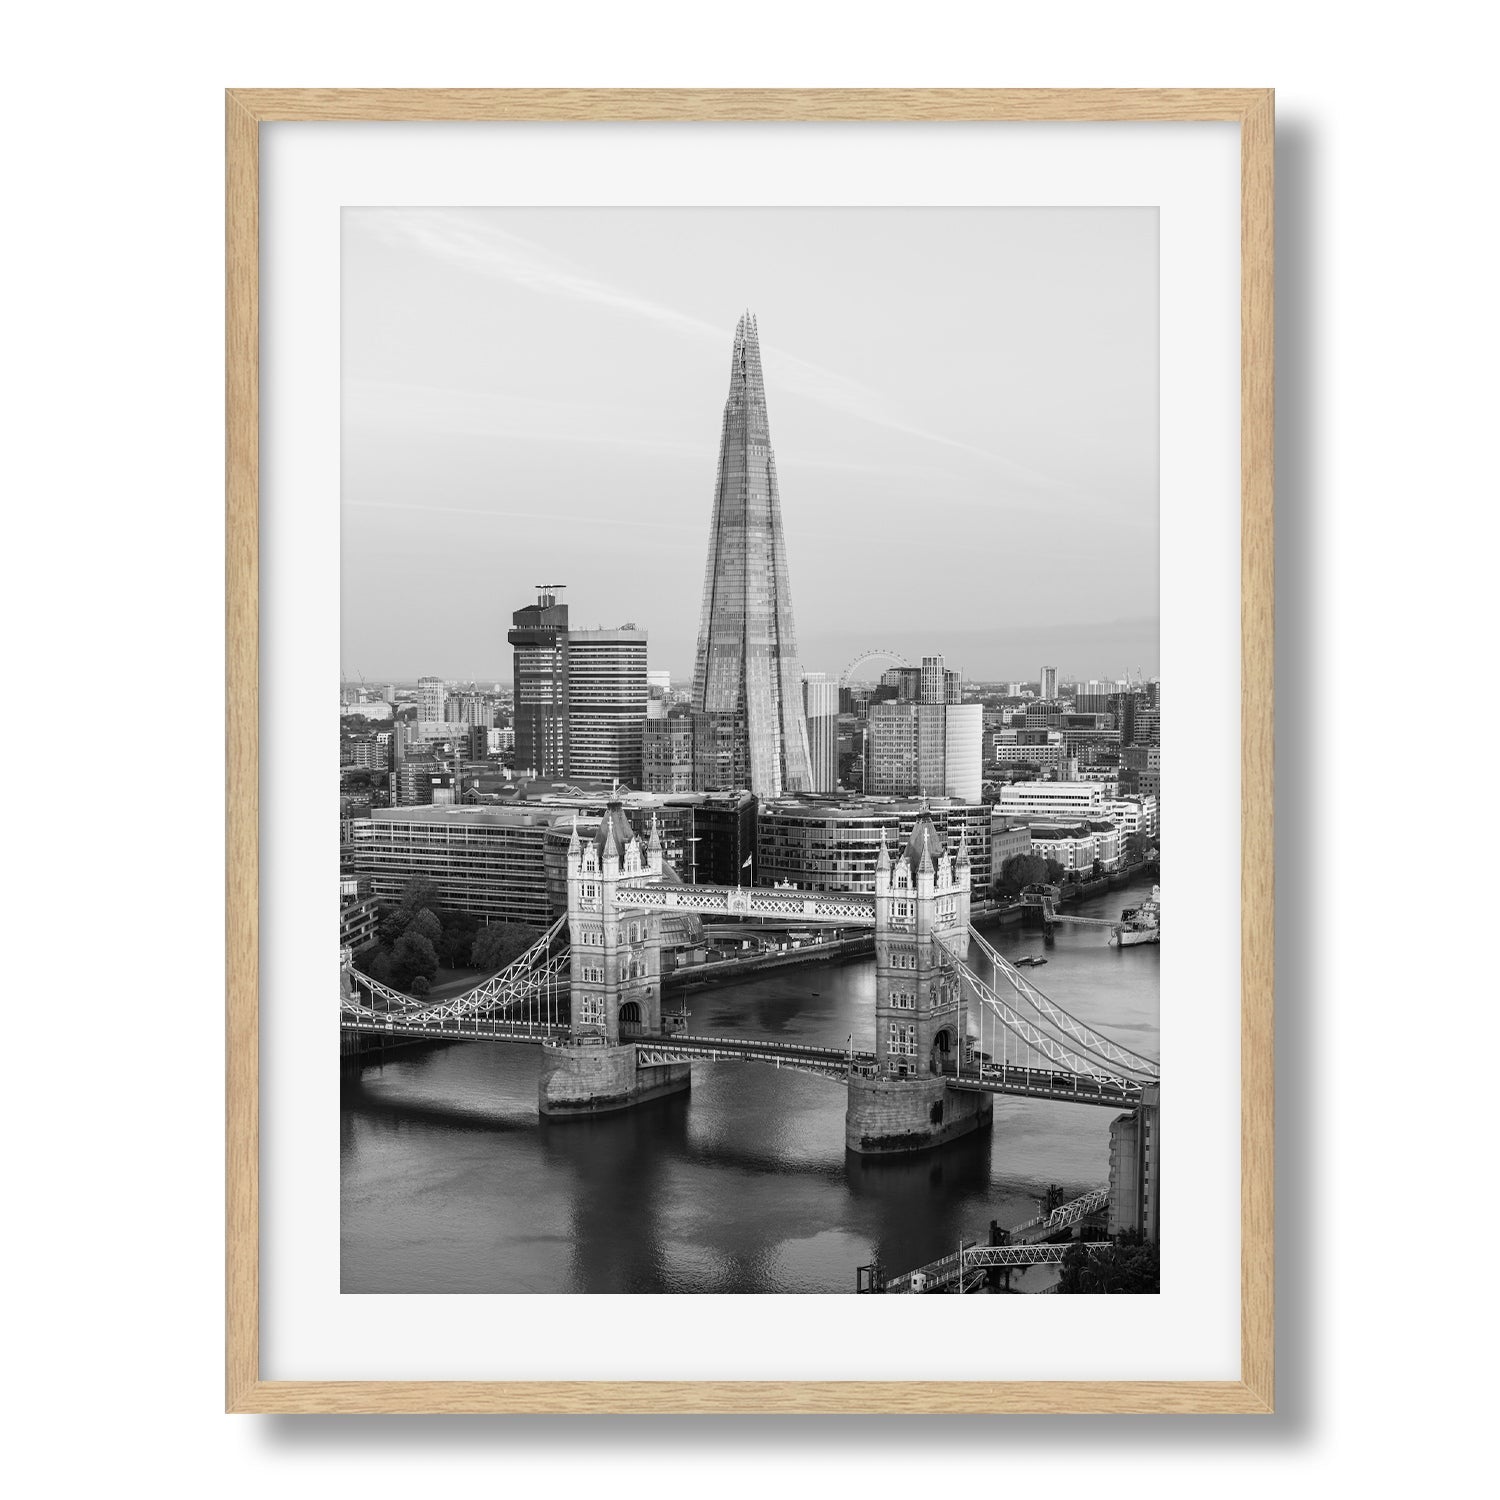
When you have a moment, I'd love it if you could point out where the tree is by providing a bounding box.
[471,922,538,972]
[407,907,442,945]
[409,975,430,997]
[992,853,1063,898]
[377,878,446,946]
[398,877,443,918]
[357,948,394,985]
[389,931,438,989]
[1091,857,1104,879]
[436,909,481,968]
[1055,1232,1159,1294]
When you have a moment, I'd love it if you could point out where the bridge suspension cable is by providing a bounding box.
[965,925,1161,1080]
[937,943,1140,1087]
[343,915,569,1030]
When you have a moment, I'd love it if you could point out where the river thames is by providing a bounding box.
[341,882,1159,1293]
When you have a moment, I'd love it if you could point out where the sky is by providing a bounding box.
[341,207,1158,685]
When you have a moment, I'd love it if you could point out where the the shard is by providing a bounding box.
[691,313,814,797]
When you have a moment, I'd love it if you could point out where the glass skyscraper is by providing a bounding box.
[691,313,814,797]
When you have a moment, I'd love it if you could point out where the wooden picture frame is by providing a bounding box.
[226,87,1274,1415]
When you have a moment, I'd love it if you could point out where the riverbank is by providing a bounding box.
[665,933,875,991]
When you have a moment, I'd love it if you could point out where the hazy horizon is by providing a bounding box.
[342,207,1159,684]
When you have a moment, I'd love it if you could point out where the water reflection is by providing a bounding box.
[341,882,1158,1293]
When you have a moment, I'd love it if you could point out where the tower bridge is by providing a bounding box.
[341,798,1159,1235]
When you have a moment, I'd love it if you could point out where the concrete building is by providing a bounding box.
[1039,664,1059,700]
[1120,742,1162,803]
[690,314,814,796]
[507,586,570,779]
[339,699,392,720]
[802,671,840,793]
[1027,820,1121,873]
[642,707,695,794]
[1104,794,1159,845]
[994,781,1109,822]
[338,878,381,953]
[345,732,391,771]
[566,625,647,786]
[990,817,1033,874]
[347,804,564,926]
[416,675,447,723]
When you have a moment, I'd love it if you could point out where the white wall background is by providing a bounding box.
[4,0,1494,1491]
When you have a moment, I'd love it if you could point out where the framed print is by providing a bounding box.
[226,88,1273,1414]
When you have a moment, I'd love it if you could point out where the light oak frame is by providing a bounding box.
[226,87,1274,1415]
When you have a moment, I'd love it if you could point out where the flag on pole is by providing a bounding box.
[741,855,753,868]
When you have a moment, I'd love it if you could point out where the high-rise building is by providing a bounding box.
[690,313,814,797]
[1039,665,1059,701]
[416,675,447,722]
[802,672,839,793]
[642,706,695,794]
[507,587,570,778]
[566,626,648,786]
[865,654,982,801]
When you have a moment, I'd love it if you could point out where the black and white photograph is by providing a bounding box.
[338,207,1163,1296]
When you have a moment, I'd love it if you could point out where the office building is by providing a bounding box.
[690,313,814,796]
[995,781,1109,821]
[1028,820,1121,873]
[347,805,561,926]
[416,675,447,722]
[567,625,648,786]
[1039,665,1059,701]
[507,586,570,779]
[991,818,1033,872]
[802,672,840,793]
[643,707,695,794]
[865,655,982,801]
[756,795,991,900]
[691,790,759,885]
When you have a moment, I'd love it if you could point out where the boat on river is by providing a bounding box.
[1113,887,1161,947]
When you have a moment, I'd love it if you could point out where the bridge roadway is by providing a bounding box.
[339,1016,1142,1105]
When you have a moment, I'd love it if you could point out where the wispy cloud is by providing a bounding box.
[344,498,856,547]
[357,210,1067,493]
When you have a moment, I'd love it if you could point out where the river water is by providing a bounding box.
[341,882,1159,1293]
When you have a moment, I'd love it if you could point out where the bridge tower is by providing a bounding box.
[845,807,994,1153]
[538,802,690,1116]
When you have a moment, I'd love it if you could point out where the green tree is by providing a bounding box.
[410,974,430,997]
[471,922,539,972]
[389,931,439,988]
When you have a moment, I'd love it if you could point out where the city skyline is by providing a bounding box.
[342,207,1159,682]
